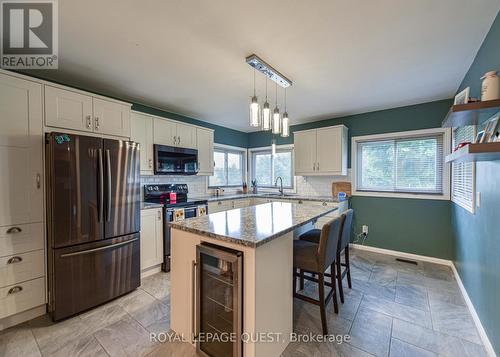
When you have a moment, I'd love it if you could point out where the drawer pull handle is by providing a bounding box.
[322,202,327,206]
[7,256,23,264]
[6,227,22,234]
[8,286,23,295]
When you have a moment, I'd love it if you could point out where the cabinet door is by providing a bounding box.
[140,209,163,270]
[45,85,93,132]
[93,98,130,137]
[196,128,214,175]
[131,112,154,174]
[153,118,176,146]
[233,199,251,209]
[316,127,342,174]
[0,74,43,226]
[294,130,317,174]
[176,123,197,149]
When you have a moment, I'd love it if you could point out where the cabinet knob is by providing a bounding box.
[8,286,23,295]
[7,256,22,264]
[218,201,222,205]
[95,117,100,130]
[157,210,162,220]
[86,115,92,129]
[36,173,41,189]
[322,202,327,206]
[6,227,22,234]
[298,200,303,204]
[149,159,153,168]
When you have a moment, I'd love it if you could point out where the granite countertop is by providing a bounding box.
[170,201,338,248]
[190,193,341,203]
[141,202,164,210]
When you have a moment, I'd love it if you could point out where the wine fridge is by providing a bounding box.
[196,243,243,357]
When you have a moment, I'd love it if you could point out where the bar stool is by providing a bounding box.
[299,209,354,304]
[293,215,345,335]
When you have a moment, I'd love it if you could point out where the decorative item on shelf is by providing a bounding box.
[483,116,500,143]
[215,187,225,197]
[481,71,500,101]
[454,142,471,152]
[242,182,248,194]
[475,130,485,144]
[454,87,470,105]
[251,179,258,194]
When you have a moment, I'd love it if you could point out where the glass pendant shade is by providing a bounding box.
[249,96,261,127]
[262,102,271,131]
[281,112,290,137]
[272,107,281,134]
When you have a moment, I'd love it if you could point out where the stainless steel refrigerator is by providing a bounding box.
[45,133,141,321]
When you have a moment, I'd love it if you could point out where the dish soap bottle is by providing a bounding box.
[481,71,500,101]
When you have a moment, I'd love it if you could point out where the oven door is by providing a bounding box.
[154,144,198,175]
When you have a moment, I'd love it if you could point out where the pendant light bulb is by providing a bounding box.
[249,70,261,127]
[272,83,281,134]
[262,78,271,131]
[281,88,289,137]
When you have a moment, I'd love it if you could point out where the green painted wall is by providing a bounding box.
[249,100,454,259]
[452,11,500,354]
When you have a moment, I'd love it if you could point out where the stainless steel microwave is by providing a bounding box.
[154,144,199,175]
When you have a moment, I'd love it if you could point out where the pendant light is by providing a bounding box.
[272,82,281,134]
[249,69,261,127]
[281,88,290,137]
[262,78,271,131]
[272,137,277,156]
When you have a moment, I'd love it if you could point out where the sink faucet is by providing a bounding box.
[275,176,284,196]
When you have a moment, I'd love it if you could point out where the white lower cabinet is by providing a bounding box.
[0,277,45,319]
[140,208,164,271]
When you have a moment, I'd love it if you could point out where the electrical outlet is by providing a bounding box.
[362,225,369,235]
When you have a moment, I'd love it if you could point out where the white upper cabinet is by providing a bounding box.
[45,85,131,138]
[0,73,43,226]
[176,123,197,149]
[153,118,197,150]
[92,98,130,137]
[294,130,317,174]
[196,128,214,176]
[153,118,176,147]
[45,85,93,132]
[130,112,154,175]
[294,125,348,176]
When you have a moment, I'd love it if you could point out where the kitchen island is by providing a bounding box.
[169,201,338,357]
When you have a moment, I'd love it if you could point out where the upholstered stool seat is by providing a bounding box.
[298,229,321,243]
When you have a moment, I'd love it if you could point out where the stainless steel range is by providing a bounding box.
[143,184,208,271]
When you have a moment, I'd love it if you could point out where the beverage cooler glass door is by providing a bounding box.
[196,243,243,357]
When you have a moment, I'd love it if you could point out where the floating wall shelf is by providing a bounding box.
[445,142,500,163]
[442,99,500,128]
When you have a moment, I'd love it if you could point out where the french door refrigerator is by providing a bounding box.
[46,133,141,321]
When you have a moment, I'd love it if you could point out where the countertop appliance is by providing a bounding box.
[154,144,199,175]
[143,184,208,271]
[45,133,141,321]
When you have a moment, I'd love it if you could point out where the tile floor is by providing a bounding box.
[0,249,487,357]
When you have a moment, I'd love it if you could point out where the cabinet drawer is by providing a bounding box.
[233,199,251,209]
[0,277,45,319]
[0,223,44,257]
[0,249,44,288]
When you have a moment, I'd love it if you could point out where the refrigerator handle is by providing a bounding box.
[106,149,112,222]
[98,149,104,222]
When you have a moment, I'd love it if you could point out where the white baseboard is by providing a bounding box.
[450,264,496,357]
[0,305,46,331]
[140,265,162,279]
[351,244,453,266]
[351,244,496,356]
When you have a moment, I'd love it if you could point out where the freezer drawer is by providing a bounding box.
[50,233,140,321]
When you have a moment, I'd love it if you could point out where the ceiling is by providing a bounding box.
[33,0,499,132]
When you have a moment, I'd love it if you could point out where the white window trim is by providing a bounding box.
[451,127,476,214]
[351,128,452,200]
[248,144,297,193]
[208,143,248,189]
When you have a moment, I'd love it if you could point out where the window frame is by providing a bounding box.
[248,144,295,191]
[351,128,451,200]
[208,144,247,188]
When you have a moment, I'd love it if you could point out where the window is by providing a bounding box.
[251,148,293,188]
[352,128,450,199]
[451,126,476,213]
[209,148,245,187]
